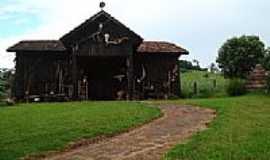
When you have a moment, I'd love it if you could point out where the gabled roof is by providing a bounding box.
[60,10,143,46]
[6,11,189,55]
[137,41,189,55]
[7,40,189,55]
[7,40,66,52]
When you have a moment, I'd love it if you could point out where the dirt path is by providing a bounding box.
[43,105,216,160]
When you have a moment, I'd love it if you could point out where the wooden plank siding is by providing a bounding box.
[7,10,188,101]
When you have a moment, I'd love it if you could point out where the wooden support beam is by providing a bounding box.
[176,62,181,97]
[179,65,182,96]
[126,54,134,100]
[72,45,78,100]
[170,60,181,97]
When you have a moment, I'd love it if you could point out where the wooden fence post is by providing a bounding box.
[213,79,217,89]
[193,81,198,95]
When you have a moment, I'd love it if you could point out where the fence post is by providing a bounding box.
[213,79,217,89]
[193,81,198,95]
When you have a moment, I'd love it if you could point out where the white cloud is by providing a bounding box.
[1,0,270,68]
[0,38,17,68]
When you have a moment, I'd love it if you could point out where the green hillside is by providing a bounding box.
[181,70,228,98]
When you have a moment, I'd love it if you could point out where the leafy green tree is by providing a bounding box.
[209,63,219,73]
[217,35,266,78]
[262,48,270,93]
[0,69,14,100]
[179,60,207,72]
[262,47,270,70]
[0,71,6,99]
[192,59,200,68]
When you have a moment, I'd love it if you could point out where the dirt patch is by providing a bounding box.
[35,105,216,160]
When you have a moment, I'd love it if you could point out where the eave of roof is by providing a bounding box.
[7,40,67,52]
[137,41,189,55]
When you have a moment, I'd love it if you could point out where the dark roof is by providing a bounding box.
[7,40,66,52]
[137,41,189,54]
[60,10,143,45]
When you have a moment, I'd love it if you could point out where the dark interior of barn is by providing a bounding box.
[77,56,128,100]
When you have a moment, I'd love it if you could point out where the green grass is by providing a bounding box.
[164,94,270,160]
[0,101,161,160]
[181,70,228,98]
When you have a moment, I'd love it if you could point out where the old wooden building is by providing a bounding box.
[7,9,188,101]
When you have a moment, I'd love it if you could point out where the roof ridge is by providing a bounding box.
[60,10,143,44]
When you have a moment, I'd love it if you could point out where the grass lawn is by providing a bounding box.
[0,101,161,160]
[181,70,228,98]
[163,94,270,160]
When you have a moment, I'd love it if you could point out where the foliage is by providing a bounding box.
[0,71,6,99]
[179,60,208,73]
[262,47,270,70]
[209,63,219,73]
[266,73,270,93]
[0,102,161,160]
[217,35,266,78]
[226,78,247,96]
[163,94,270,160]
[0,68,14,100]
[192,59,200,67]
[181,70,228,98]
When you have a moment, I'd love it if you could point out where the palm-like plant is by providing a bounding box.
[0,69,14,100]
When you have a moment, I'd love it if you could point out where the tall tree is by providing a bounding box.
[262,47,270,70]
[192,59,200,68]
[0,69,14,100]
[217,35,266,78]
[209,63,219,73]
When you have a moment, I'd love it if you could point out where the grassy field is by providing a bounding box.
[163,94,270,160]
[0,101,161,160]
[181,70,228,98]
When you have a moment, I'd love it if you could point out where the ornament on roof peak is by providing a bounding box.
[100,1,106,10]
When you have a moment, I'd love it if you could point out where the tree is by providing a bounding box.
[209,63,219,73]
[179,60,193,70]
[179,60,207,72]
[217,35,266,78]
[0,69,15,100]
[192,59,200,68]
[262,47,270,70]
[0,70,6,99]
[262,48,270,93]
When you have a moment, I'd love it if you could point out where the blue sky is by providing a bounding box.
[0,0,42,37]
[0,13,41,38]
[0,0,270,68]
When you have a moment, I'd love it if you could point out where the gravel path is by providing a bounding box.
[42,105,216,160]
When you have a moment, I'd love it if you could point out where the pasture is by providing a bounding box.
[181,70,228,98]
[164,94,270,160]
[0,101,160,160]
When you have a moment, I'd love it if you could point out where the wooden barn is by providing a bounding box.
[7,9,188,101]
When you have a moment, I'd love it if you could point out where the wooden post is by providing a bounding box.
[193,81,198,95]
[213,79,217,89]
[179,68,182,96]
[126,54,134,100]
[72,44,78,100]
[175,62,181,97]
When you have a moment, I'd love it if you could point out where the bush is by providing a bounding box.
[266,73,270,93]
[226,78,247,96]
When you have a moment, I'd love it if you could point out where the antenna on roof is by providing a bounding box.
[100,1,106,10]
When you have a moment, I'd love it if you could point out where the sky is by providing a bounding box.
[0,0,270,68]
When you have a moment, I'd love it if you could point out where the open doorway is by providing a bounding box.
[77,56,127,100]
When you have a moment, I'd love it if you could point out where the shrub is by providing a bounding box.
[266,73,270,93]
[226,78,247,96]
